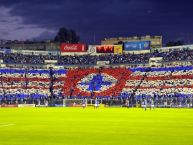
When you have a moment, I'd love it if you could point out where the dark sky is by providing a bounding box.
[0,0,193,44]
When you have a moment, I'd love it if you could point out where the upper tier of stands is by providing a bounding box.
[1,48,193,66]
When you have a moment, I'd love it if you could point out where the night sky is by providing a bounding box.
[0,0,193,44]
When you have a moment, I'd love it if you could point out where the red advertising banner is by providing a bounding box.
[1,104,18,108]
[96,45,114,53]
[60,43,86,52]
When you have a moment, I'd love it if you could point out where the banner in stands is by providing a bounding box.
[63,68,132,98]
[0,64,6,67]
[60,43,86,52]
[114,45,123,54]
[96,45,114,53]
[45,60,57,64]
[124,41,150,51]
[4,49,11,54]
[0,49,4,53]
[149,57,163,67]
[11,49,60,56]
[97,61,110,65]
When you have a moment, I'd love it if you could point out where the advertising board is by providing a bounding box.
[124,41,150,51]
[96,45,114,53]
[114,45,123,54]
[60,43,86,52]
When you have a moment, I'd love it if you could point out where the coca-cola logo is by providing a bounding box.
[63,45,78,51]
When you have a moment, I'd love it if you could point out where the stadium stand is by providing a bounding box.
[0,66,192,107]
[1,48,193,65]
[0,68,66,105]
[0,45,193,107]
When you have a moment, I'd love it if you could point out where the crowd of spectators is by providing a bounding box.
[62,68,130,98]
[123,66,193,107]
[0,66,193,107]
[1,48,193,65]
[0,68,65,105]
[153,49,193,62]
[0,53,57,65]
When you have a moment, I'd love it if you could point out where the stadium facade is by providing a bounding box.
[101,35,162,48]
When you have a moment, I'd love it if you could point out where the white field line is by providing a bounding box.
[0,123,15,127]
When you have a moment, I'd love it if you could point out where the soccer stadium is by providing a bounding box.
[0,38,193,145]
[1,0,193,144]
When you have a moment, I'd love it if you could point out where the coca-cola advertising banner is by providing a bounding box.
[60,43,86,52]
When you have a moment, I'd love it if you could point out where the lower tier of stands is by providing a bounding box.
[0,66,193,106]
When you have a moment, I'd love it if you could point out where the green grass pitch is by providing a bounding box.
[0,107,193,145]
